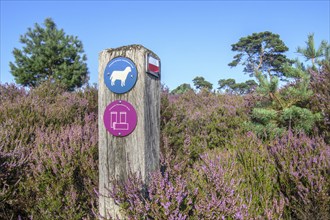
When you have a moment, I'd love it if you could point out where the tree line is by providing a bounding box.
[171,31,329,95]
[9,19,329,97]
[8,18,330,137]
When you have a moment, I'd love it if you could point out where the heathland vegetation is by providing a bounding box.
[1,19,329,219]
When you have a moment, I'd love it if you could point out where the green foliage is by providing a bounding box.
[281,106,321,132]
[255,71,279,97]
[192,76,213,91]
[297,33,328,68]
[239,34,323,138]
[218,78,236,92]
[232,133,283,218]
[247,67,320,138]
[251,108,277,124]
[318,41,330,68]
[228,31,292,78]
[10,18,89,91]
[170,83,193,94]
[161,91,250,165]
[218,78,257,94]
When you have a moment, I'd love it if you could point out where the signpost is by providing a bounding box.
[98,45,161,219]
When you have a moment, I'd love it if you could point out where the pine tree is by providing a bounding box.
[248,62,321,138]
[228,31,293,79]
[192,76,213,92]
[10,18,88,91]
[227,33,323,138]
[218,78,257,94]
[171,83,193,95]
[296,33,327,69]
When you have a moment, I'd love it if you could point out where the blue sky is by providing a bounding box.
[1,1,329,91]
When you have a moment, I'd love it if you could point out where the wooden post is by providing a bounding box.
[98,44,160,219]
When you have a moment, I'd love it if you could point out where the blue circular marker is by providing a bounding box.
[104,57,138,94]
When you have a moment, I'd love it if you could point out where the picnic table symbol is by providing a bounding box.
[110,109,129,131]
[103,100,137,137]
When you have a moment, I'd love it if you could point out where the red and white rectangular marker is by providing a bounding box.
[146,54,161,78]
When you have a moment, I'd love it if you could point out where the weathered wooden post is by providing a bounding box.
[98,44,161,218]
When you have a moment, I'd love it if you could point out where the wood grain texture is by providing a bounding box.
[98,45,160,219]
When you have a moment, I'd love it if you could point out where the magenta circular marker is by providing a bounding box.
[103,100,137,137]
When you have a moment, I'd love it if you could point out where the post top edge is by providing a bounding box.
[99,44,160,60]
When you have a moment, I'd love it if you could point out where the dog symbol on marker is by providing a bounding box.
[110,66,132,87]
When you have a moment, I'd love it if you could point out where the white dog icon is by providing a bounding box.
[110,66,132,87]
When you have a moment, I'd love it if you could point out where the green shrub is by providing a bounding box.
[161,91,250,165]
[281,106,321,132]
